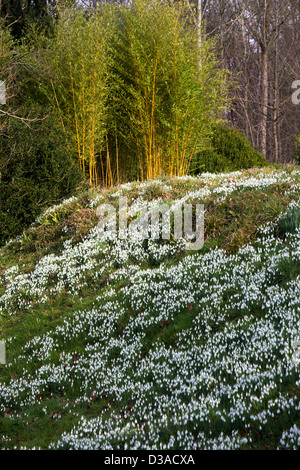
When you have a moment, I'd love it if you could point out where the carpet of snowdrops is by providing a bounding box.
[1,167,300,450]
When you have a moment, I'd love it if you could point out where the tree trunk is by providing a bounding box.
[260,46,269,157]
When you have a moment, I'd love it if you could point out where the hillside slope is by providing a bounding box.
[0,166,300,450]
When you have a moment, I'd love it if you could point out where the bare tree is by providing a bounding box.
[204,0,299,162]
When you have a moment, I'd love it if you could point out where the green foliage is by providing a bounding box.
[0,115,83,245]
[37,1,231,186]
[0,16,18,130]
[294,136,300,164]
[44,6,114,186]
[110,0,231,181]
[193,124,268,174]
[193,149,231,173]
[0,0,54,40]
[0,16,85,246]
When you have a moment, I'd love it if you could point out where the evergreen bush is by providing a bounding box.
[193,124,268,174]
[0,115,83,245]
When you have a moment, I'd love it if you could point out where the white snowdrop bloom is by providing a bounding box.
[279,425,300,450]
[1,168,300,449]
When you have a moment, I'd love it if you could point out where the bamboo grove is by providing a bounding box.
[42,0,231,187]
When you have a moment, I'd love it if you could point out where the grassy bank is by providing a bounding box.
[0,165,300,450]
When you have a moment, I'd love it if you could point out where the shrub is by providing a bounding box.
[193,149,231,174]
[46,8,112,187]
[193,124,268,174]
[0,115,83,245]
[108,0,231,181]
